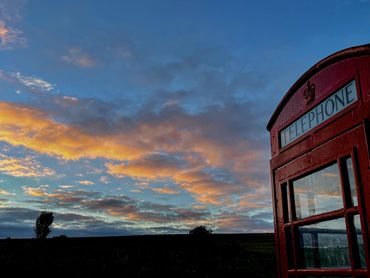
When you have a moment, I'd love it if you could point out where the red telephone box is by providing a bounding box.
[267,44,370,277]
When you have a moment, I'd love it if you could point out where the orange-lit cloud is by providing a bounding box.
[22,187,210,225]
[0,101,268,206]
[107,160,240,205]
[22,186,49,197]
[0,20,26,50]
[105,153,185,179]
[151,187,179,195]
[0,21,9,38]
[0,154,55,177]
[78,180,95,186]
[0,102,145,161]
[22,186,97,204]
[19,186,273,231]
[0,189,14,196]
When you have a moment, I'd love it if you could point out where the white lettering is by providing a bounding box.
[280,80,357,147]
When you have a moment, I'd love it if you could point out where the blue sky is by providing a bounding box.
[0,0,369,238]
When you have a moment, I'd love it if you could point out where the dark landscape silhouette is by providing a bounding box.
[0,213,275,277]
[0,233,275,277]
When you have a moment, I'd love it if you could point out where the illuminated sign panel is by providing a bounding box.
[280,80,357,148]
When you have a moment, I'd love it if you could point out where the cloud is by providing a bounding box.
[82,196,209,224]
[61,48,95,68]
[0,154,55,177]
[19,178,273,233]
[174,170,241,205]
[77,180,95,186]
[58,185,74,189]
[151,187,179,195]
[0,102,145,161]
[22,186,49,197]
[99,176,109,184]
[215,211,273,233]
[0,0,27,50]
[0,189,14,196]
[105,153,187,179]
[0,20,26,50]
[63,96,79,102]
[9,71,55,92]
[23,187,101,208]
[105,153,244,204]
[0,207,141,238]
[0,0,24,23]
[22,187,210,226]
[0,45,273,209]
[106,155,246,205]
[0,100,269,205]
[0,21,9,38]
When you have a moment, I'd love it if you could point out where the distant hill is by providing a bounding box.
[0,233,275,277]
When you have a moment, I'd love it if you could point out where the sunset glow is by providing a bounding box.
[0,0,369,237]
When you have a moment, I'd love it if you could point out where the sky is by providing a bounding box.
[0,0,369,238]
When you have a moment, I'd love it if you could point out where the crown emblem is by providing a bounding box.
[303,81,315,105]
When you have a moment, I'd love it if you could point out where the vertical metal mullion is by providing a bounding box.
[348,214,362,269]
[362,118,370,167]
[339,157,352,209]
[289,181,297,222]
[288,180,299,270]
[339,156,358,270]
[351,147,370,270]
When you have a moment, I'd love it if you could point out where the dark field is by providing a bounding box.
[0,233,275,277]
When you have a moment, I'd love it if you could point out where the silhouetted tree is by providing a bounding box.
[34,211,54,239]
[189,225,213,235]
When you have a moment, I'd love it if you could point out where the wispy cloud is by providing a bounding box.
[58,185,74,189]
[22,185,49,197]
[151,187,179,195]
[105,153,187,179]
[0,20,26,50]
[9,72,55,92]
[0,0,27,50]
[0,207,146,238]
[22,187,211,227]
[61,48,95,68]
[22,181,270,233]
[0,154,55,178]
[99,176,109,184]
[215,211,273,233]
[78,180,95,186]
[0,189,14,196]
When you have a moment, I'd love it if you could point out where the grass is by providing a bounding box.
[0,233,275,277]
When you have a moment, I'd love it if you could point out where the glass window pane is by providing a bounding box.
[285,227,294,268]
[298,218,350,268]
[354,214,367,268]
[293,163,342,219]
[345,157,358,207]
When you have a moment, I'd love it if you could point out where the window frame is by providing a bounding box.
[278,145,369,277]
